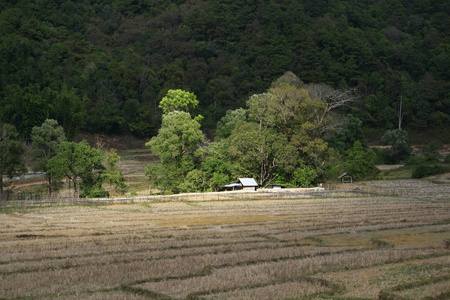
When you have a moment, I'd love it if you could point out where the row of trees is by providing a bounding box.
[146,73,382,194]
[1,79,416,198]
[0,120,127,198]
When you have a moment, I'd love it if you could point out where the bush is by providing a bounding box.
[445,154,450,163]
[411,164,446,179]
[81,188,110,198]
[420,140,443,163]
[406,155,427,166]
[381,129,412,163]
[372,147,391,164]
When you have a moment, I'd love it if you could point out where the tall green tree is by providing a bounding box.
[31,119,67,195]
[0,123,25,198]
[228,121,298,185]
[146,111,204,194]
[159,89,199,115]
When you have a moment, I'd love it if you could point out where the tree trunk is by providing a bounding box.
[48,175,52,195]
[398,95,403,130]
[0,174,3,200]
[73,178,78,198]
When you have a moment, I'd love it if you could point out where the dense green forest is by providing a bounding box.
[1,0,449,140]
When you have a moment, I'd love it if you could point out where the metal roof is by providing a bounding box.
[238,178,258,187]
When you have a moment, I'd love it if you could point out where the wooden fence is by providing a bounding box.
[0,186,400,208]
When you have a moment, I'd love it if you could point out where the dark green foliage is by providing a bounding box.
[420,140,444,163]
[31,119,67,194]
[47,140,105,197]
[83,188,109,198]
[381,129,412,163]
[344,140,379,181]
[0,123,26,196]
[372,147,392,165]
[331,114,366,151]
[0,0,448,138]
[411,164,447,179]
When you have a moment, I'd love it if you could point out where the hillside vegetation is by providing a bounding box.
[1,0,449,138]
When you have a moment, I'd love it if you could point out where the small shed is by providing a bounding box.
[267,183,285,189]
[224,178,259,191]
[338,172,353,183]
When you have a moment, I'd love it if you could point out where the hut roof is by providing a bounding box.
[237,178,258,187]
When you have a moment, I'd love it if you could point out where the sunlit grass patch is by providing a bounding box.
[199,280,331,300]
[314,255,450,299]
[394,276,450,299]
[305,226,450,249]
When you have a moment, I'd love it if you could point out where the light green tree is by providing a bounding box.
[245,84,334,182]
[159,89,199,114]
[215,108,247,139]
[103,148,128,196]
[292,165,318,188]
[201,141,235,191]
[0,123,25,198]
[47,141,105,197]
[228,121,298,185]
[31,119,66,194]
[146,111,204,194]
[344,140,379,181]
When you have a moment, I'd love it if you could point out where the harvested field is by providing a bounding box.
[0,180,449,299]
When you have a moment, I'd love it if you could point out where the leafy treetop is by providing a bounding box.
[159,89,199,115]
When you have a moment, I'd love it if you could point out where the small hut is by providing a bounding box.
[224,178,259,191]
[338,173,353,183]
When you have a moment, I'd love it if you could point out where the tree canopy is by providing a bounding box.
[0,0,448,139]
[0,123,25,197]
[146,110,204,193]
[31,119,67,194]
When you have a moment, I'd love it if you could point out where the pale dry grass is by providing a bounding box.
[397,279,450,298]
[314,255,450,299]
[0,181,449,299]
[136,248,442,299]
[365,179,450,199]
[201,281,330,300]
[50,290,151,300]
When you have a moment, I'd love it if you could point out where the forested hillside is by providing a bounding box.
[1,0,449,139]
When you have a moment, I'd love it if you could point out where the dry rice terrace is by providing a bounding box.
[0,181,449,299]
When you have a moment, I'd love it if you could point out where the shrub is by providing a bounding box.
[81,188,110,198]
[381,129,412,163]
[411,164,446,179]
[373,147,391,164]
[420,140,443,163]
[445,154,450,163]
[406,155,427,166]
